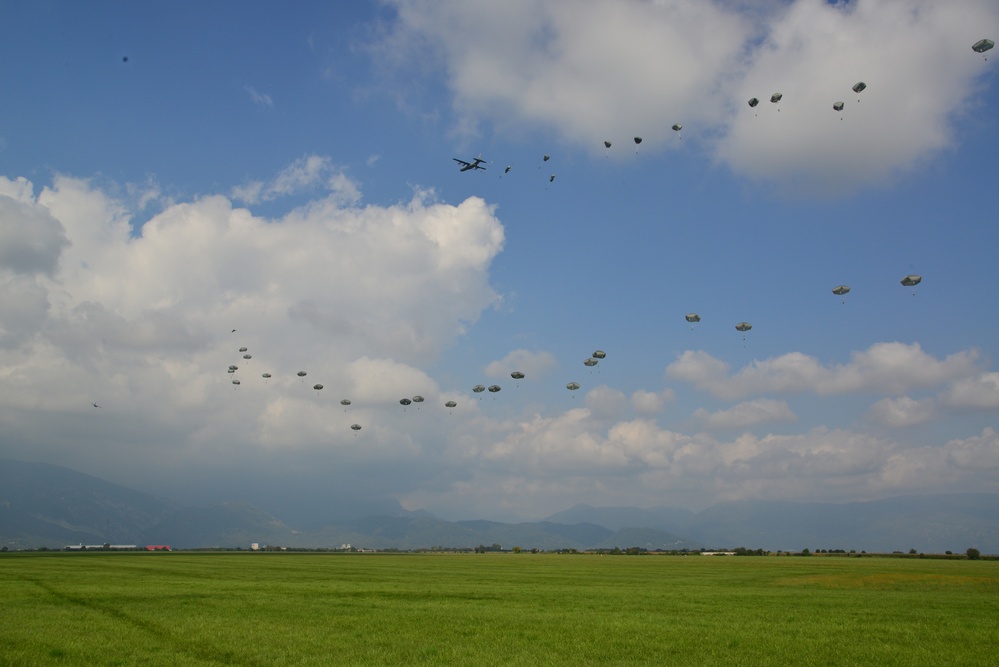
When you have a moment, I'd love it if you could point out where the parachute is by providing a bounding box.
[604,140,612,148]
[350,423,361,431]
[770,93,782,104]
[901,274,922,287]
[566,382,580,391]
[488,385,501,393]
[261,372,272,380]
[444,400,457,408]
[672,124,682,140]
[412,395,424,403]
[340,399,351,406]
[243,354,252,360]
[973,38,994,60]
[239,347,248,352]
[748,97,759,108]
[399,398,412,406]
[634,137,643,145]
[685,313,701,323]
[852,82,866,102]
[549,174,556,183]
[511,371,525,380]
[833,285,850,304]
[473,385,486,394]
[232,379,241,386]
[833,101,844,112]
[543,154,550,162]
[228,365,238,372]
[584,358,598,367]
[313,384,323,391]
[736,322,752,332]
[592,350,606,359]
[297,371,307,377]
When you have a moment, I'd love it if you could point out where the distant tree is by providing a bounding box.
[1,546,7,552]
[945,550,953,555]
[512,546,522,554]
[800,548,812,556]
[909,548,917,555]
[966,548,981,561]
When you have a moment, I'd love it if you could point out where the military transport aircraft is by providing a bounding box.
[453,155,487,171]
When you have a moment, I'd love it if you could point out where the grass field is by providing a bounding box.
[1,552,996,666]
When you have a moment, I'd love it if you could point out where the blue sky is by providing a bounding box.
[2,0,998,523]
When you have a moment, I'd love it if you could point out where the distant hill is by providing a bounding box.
[0,459,178,549]
[3,458,998,553]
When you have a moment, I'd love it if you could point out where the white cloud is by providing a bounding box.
[376,0,999,195]
[940,372,999,410]
[693,398,796,431]
[484,348,557,379]
[0,195,69,277]
[0,171,504,487]
[231,155,361,205]
[244,84,274,109]
[630,388,673,414]
[866,396,936,428]
[666,343,980,399]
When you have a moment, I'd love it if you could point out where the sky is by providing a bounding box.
[1,0,998,525]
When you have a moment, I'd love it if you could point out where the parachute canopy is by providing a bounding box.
[770,93,782,103]
[297,371,307,377]
[262,373,272,379]
[472,385,485,393]
[685,313,701,323]
[604,140,612,148]
[350,424,361,431]
[232,379,241,385]
[238,347,247,352]
[748,97,759,108]
[488,385,501,393]
[543,154,550,162]
[672,124,682,132]
[833,101,844,111]
[736,322,752,332]
[973,38,994,53]
[340,399,351,406]
[566,382,580,391]
[228,365,238,371]
[832,285,850,296]
[901,274,922,287]
[511,371,525,380]
[243,354,252,360]
[592,350,606,359]
[634,137,643,144]
[852,82,867,94]
[313,384,323,391]
[412,395,424,403]
[444,400,457,408]
[399,398,412,406]
[584,358,598,367]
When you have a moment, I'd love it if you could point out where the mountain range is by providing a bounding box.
[2,458,997,553]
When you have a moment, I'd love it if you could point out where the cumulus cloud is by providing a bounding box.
[375,0,999,194]
[0,195,69,276]
[630,388,673,414]
[940,371,999,410]
[866,396,936,428]
[667,343,980,399]
[693,398,796,431]
[484,348,558,379]
[0,170,504,491]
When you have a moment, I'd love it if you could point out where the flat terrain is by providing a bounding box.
[1,552,996,665]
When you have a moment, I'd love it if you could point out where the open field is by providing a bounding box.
[1,552,997,665]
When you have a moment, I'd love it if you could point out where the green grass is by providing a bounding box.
[1,552,996,665]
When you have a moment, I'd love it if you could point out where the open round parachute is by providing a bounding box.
[511,371,525,380]
[832,285,850,296]
[584,358,598,367]
[399,398,412,406]
[262,373,272,379]
[748,97,759,108]
[685,313,701,323]
[444,400,457,408]
[239,347,247,352]
[973,38,994,54]
[297,371,307,377]
[350,424,361,431]
[592,350,606,359]
[736,322,752,332]
[566,382,580,391]
[313,384,323,391]
[488,385,501,393]
[901,274,922,287]
[340,399,351,406]
[472,385,485,393]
